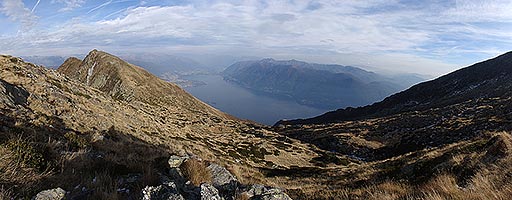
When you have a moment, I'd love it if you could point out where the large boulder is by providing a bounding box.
[244,184,292,200]
[34,188,66,200]
[207,164,237,190]
[141,182,185,200]
[200,183,224,200]
[255,192,293,200]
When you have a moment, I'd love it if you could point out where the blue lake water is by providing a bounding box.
[184,75,328,125]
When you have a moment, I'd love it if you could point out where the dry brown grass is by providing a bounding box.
[235,192,251,200]
[363,181,410,200]
[280,132,512,200]
[84,171,119,200]
[180,158,212,186]
[0,143,51,197]
[0,185,13,200]
[226,164,266,185]
[416,166,512,200]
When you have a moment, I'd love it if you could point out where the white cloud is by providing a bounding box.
[448,0,512,22]
[87,0,111,14]
[0,0,37,28]
[52,0,86,12]
[1,0,512,76]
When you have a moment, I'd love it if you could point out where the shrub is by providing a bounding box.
[64,132,89,149]
[4,138,45,170]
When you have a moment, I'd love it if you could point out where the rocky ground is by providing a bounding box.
[34,155,291,200]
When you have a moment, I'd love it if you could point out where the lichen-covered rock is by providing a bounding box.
[200,183,224,200]
[141,182,184,200]
[207,164,237,189]
[254,192,292,200]
[168,155,187,168]
[244,184,292,200]
[34,188,66,200]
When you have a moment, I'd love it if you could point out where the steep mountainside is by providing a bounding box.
[58,50,214,110]
[223,59,408,110]
[0,52,345,199]
[3,51,512,199]
[271,52,512,198]
[277,52,512,125]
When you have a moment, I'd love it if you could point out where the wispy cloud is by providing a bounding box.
[1,0,512,76]
[52,0,86,12]
[31,0,41,13]
[0,0,37,28]
[87,0,112,14]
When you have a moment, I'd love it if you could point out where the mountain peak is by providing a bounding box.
[57,50,223,116]
[261,58,275,62]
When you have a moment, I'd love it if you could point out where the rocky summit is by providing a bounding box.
[2,50,512,199]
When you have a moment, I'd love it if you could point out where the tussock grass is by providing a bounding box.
[235,192,250,200]
[0,186,13,200]
[180,159,212,186]
[0,141,51,198]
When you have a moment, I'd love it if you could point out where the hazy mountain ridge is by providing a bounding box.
[120,53,208,76]
[20,55,67,69]
[277,51,512,125]
[223,58,416,110]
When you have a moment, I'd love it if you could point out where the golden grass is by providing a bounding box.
[180,159,212,186]
[235,192,250,200]
[0,144,52,197]
[226,164,266,185]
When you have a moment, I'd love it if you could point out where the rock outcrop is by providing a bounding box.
[208,163,238,191]
[0,79,29,109]
[139,155,292,200]
[34,188,66,200]
[141,182,184,200]
[243,184,292,200]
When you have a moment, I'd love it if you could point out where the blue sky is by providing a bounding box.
[1,0,512,76]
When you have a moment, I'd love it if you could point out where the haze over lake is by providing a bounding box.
[184,74,327,125]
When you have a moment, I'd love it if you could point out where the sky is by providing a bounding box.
[1,0,512,76]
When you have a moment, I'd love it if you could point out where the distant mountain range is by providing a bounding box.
[223,58,424,110]
[21,55,67,69]
[277,51,512,125]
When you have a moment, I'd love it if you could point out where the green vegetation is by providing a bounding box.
[4,138,45,170]
[64,132,89,149]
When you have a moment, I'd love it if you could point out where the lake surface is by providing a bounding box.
[184,75,328,125]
